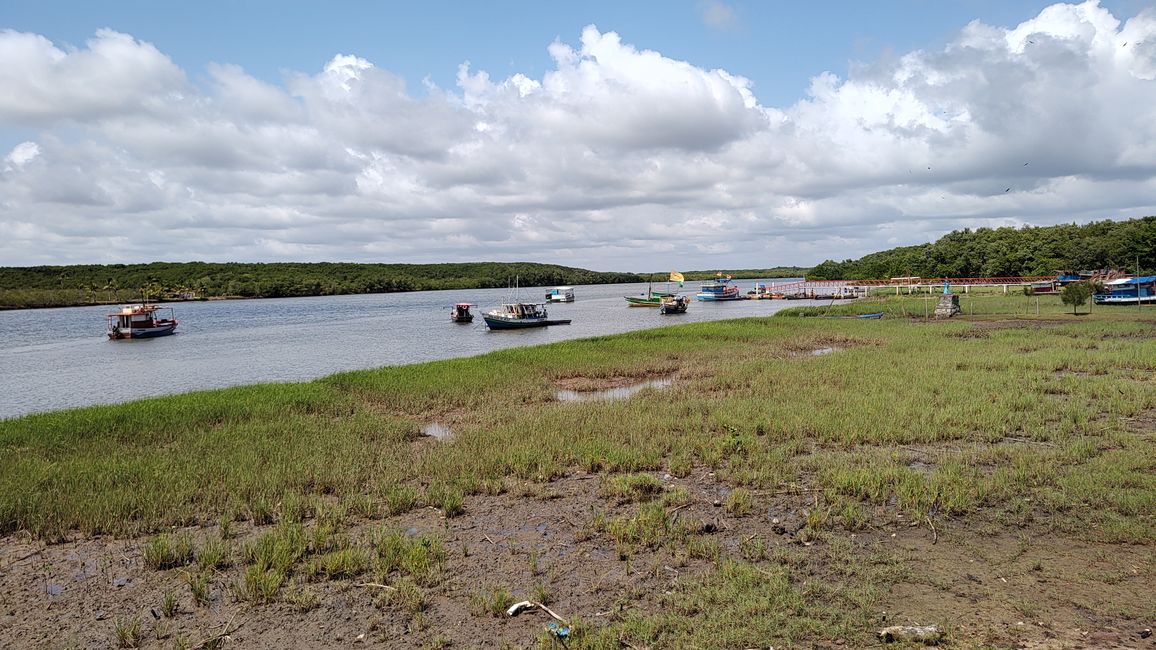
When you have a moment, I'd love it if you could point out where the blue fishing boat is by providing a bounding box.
[696,274,742,301]
[1093,276,1156,305]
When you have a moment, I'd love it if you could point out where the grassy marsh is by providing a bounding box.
[1,293,1153,647]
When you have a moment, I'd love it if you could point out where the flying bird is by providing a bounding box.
[1005,188,1011,192]
[1023,162,1029,166]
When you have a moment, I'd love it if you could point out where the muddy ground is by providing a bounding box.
[1,467,1152,650]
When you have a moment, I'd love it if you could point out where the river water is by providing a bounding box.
[0,279,821,420]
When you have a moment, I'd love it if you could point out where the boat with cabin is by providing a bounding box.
[107,304,178,339]
[546,286,575,302]
[483,302,571,329]
[1093,276,1156,305]
[450,303,474,323]
[658,294,690,314]
[696,274,742,301]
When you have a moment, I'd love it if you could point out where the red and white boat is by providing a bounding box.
[107,304,178,339]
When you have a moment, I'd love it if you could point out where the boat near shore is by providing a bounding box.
[1093,276,1156,305]
[107,304,178,339]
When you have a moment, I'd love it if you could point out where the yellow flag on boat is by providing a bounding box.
[670,271,684,287]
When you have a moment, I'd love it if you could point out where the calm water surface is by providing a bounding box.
[0,279,823,419]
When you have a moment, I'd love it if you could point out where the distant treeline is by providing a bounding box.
[0,262,645,310]
[676,268,810,281]
[808,217,1156,280]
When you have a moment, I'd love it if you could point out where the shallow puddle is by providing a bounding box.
[555,377,674,402]
[420,423,453,439]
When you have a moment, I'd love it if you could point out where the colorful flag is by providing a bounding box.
[670,271,684,286]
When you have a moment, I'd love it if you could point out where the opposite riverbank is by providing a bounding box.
[1,297,1153,648]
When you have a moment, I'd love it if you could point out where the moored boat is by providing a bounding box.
[658,295,690,314]
[451,303,474,323]
[696,274,742,301]
[625,271,682,307]
[483,302,571,329]
[107,304,178,339]
[545,287,575,302]
[1093,276,1156,304]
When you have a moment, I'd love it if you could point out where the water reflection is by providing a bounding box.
[421,423,453,439]
[555,377,674,402]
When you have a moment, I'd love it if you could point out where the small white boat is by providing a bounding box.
[107,304,178,339]
[545,286,575,302]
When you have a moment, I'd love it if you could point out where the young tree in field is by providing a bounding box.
[1061,282,1093,315]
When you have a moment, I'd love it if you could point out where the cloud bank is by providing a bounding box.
[1,1,1154,270]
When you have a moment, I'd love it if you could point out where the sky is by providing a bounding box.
[1,1,1154,272]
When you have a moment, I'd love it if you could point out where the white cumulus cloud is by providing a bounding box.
[0,2,1153,270]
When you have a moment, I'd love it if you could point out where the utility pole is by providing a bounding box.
[1139,255,1143,313]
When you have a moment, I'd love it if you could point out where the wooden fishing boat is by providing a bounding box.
[483,302,571,329]
[658,295,690,314]
[625,271,682,307]
[450,303,474,323]
[107,304,178,339]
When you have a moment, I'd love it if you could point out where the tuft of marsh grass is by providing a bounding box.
[377,577,426,615]
[196,537,231,571]
[723,488,753,516]
[113,616,143,648]
[142,532,195,570]
[304,548,371,581]
[383,485,420,516]
[371,528,447,587]
[600,473,665,503]
[282,582,321,612]
[468,585,514,618]
[233,565,284,604]
[186,571,210,606]
[160,591,179,618]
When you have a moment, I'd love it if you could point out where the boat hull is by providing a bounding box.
[108,323,177,339]
[625,297,662,307]
[483,316,570,329]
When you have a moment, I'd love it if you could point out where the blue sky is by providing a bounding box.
[8,1,1143,105]
[1,1,1155,270]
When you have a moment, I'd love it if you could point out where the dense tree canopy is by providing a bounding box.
[807,217,1155,280]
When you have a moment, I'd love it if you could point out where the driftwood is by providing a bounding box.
[879,625,942,644]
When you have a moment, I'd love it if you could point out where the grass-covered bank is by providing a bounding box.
[2,303,1154,647]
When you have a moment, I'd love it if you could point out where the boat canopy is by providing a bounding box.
[1106,276,1156,286]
